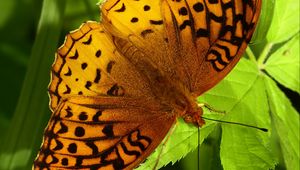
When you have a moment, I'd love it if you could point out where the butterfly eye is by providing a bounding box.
[183,115,193,123]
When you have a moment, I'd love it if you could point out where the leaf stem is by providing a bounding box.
[246,47,257,64]
[257,42,273,70]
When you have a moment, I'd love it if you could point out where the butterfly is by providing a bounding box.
[33,0,261,169]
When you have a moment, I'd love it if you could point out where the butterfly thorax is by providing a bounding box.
[163,83,205,127]
[173,93,205,127]
[148,71,205,127]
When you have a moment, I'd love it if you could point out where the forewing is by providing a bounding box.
[35,21,174,169]
[49,21,155,111]
[162,0,262,95]
[100,0,262,95]
[101,0,192,90]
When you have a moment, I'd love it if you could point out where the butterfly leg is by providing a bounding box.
[152,122,178,170]
[198,103,225,114]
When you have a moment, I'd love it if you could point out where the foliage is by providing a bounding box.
[0,0,298,170]
[138,0,300,169]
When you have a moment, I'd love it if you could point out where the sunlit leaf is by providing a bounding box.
[265,33,300,94]
[137,59,277,170]
[267,0,300,43]
[264,76,300,170]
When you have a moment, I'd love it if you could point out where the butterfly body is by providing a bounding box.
[34,0,261,169]
[153,76,205,126]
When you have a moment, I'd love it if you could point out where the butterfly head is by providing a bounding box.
[182,106,205,127]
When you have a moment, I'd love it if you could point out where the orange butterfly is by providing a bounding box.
[34,0,261,169]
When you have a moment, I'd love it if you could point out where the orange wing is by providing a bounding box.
[35,0,262,168]
[101,0,262,96]
[162,0,262,95]
[34,96,175,169]
[34,21,176,169]
[48,22,156,111]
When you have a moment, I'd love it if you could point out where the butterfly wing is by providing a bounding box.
[35,22,176,169]
[48,22,156,111]
[162,0,262,95]
[34,96,175,169]
[35,0,262,168]
[101,0,192,90]
[101,0,261,95]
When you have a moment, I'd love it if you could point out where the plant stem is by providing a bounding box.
[246,47,257,64]
[257,43,273,69]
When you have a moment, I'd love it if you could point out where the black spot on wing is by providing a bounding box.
[196,28,209,37]
[179,7,188,15]
[50,155,59,164]
[120,142,140,157]
[193,2,204,12]
[57,122,68,134]
[82,34,92,45]
[75,158,82,166]
[78,112,88,121]
[144,5,150,11]
[65,106,73,118]
[86,141,99,155]
[141,29,154,37]
[208,0,219,4]
[150,20,163,25]
[102,124,114,137]
[209,12,224,23]
[107,84,125,96]
[115,3,126,12]
[85,81,92,90]
[64,67,72,76]
[93,111,102,122]
[63,85,71,94]
[61,158,68,166]
[95,50,102,58]
[67,143,77,153]
[81,63,88,70]
[131,17,139,23]
[74,126,85,137]
[106,61,116,73]
[94,69,101,83]
[52,139,63,151]
[179,20,192,30]
[69,50,79,59]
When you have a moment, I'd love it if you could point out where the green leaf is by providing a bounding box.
[264,76,300,170]
[252,0,274,43]
[0,0,66,169]
[136,119,217,170]
[0,112,9,142]
[265,33,300,94]
[267,0,300,43]
[137,59,277,170]
[220,75,275,170]
[181,126,223,170]
[0,1,15,27]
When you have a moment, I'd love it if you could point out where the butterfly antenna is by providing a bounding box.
[197,127,200,170]
[201,116,268,132]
